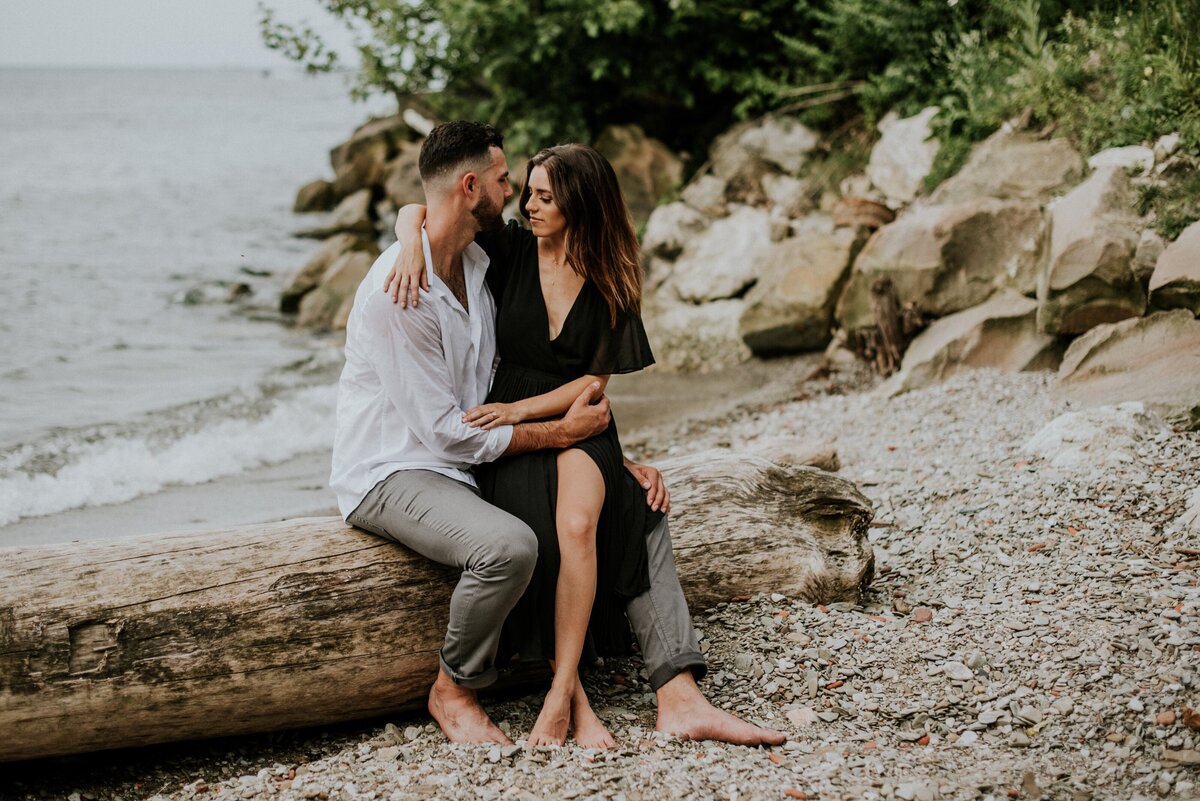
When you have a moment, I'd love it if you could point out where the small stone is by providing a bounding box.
[786,707,820,726]
[943,661,974,681]
[912,607,934,623]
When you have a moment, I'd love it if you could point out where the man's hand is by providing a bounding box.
[560,382,610,443]
[383,238,430,308]
[624,458,670,513]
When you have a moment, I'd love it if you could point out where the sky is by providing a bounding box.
[0,0,359,69]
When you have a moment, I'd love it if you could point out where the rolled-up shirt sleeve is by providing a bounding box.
[362,293,512,465]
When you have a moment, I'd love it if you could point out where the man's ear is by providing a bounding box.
[460,171,478,199]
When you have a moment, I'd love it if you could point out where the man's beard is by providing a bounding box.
[471,193,505,231]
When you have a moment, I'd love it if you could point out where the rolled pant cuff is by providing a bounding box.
[439,650,498,690]
[648,651,708,692]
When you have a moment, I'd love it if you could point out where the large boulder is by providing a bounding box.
[330,115,415,175]
[295,189,376,240]
[293,179,336,213]
[593,125,682,227]
[297,251,377,331]
[1036,167,1145,335]
[739,225,862,355]
[644,297,751,372]
[382,144,425,209]
[710,115,818,204]
[866,107,940,207]
[328,115,420,200]
[1055,309,1200,429]
[281,233,380,314]
[929,129,1083,205]
[679,174,728,216]
[1148,220,1200,315]
[641,201,710,261]
[669,205,773,303]
[835,197,1045,331]
[880,291,1062,395]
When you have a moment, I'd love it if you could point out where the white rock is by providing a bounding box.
[1024,402,1166,469]
[866,106,940,205]
[955,730,979,746]
[1154,132,1182,163]
[669,205,773,302]
[943,661,975,681]
[1088,145,1154,173]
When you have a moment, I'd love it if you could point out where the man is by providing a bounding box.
[331,120,783,747]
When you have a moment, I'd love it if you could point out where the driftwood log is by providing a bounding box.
[0,451,873,762]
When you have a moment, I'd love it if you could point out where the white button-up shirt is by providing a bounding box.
[330,228,513,519]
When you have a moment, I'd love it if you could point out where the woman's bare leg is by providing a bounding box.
[528,449,610,747]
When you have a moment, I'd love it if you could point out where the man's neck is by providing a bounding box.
[423,204,477,282]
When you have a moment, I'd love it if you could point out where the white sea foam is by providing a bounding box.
[0,384,337,526]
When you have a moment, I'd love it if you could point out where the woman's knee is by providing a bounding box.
[556,510,597,554]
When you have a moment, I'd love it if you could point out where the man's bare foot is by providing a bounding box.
[528,683,572,746]
[570,678,616,749]
[655,671,786,746]
[427,669,511,745]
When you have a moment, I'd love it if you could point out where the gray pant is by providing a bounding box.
[348,469,705,691]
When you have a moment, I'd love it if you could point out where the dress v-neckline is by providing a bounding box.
[538,268,585,344]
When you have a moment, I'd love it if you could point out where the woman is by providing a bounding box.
[386,144,662,748]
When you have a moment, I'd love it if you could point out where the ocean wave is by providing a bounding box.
[0,381,337,527]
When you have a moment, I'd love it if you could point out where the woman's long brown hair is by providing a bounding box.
[519,144,642,328]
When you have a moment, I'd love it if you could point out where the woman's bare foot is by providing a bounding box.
[655,671,786,746]
[427,670,511,745]
[570,678,616,749]
[528,683,572,746]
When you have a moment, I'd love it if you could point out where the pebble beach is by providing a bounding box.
[5,363,1198,801]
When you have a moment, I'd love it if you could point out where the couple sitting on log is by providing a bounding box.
[330,121,784,748]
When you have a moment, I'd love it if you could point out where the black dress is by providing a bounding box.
[475,220,662,666]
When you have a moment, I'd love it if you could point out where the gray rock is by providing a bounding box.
[836,198,1045,331]
[1036,167,1144,335]
[929,129,1083,205]
[880,290,1062,395]
[739,226,862,355]
[1149,220,1200,315]
[1055,310,1200,429]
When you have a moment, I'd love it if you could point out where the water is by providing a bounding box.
[0,67,392,528]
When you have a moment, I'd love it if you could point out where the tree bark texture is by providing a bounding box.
[0,452,873,762]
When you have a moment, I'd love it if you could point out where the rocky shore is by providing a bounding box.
[4,362,1198,801]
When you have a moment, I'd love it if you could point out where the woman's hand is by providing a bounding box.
[463,402,526,429]
[382,238,430,308]
[623,458,670,513]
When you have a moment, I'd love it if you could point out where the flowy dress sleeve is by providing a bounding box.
[585,308,656,375]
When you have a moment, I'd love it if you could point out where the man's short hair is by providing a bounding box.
[418,121,505,188]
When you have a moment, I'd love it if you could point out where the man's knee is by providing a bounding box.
[473,519,537,579]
